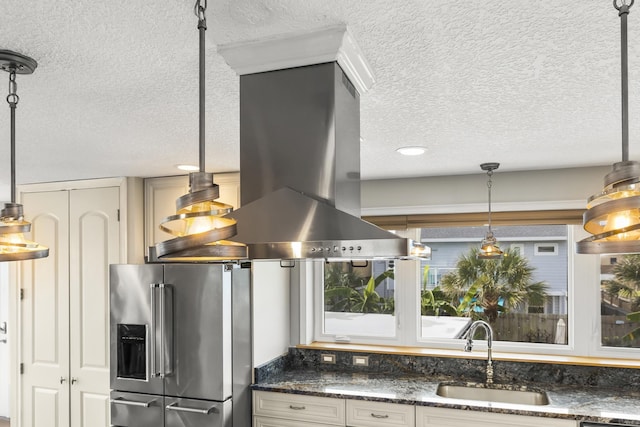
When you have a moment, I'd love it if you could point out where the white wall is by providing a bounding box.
[361,166,609,215]
[0,184,9,204]
[252,260,291,367]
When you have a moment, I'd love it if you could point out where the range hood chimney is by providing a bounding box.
[218,26,429,260]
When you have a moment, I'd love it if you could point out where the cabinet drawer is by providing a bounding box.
[254,415,341,427]
[253,391,345,425]
[346,400,415,427]
[416,406,578,427]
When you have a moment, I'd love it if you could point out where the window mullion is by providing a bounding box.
[570,225,600,356]
[394,259,420,346]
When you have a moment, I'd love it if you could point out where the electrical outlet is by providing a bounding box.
[321,353,336,364]
[352,355,369,366]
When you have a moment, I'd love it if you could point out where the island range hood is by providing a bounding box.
[217,28,429,260]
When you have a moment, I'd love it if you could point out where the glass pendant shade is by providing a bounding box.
[0,203,48,261]
[577,161,640,253]
[478,230,503,260]
[577,1,640,254]
[156,172,246,260]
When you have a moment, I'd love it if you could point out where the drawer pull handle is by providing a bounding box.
[166,402,217,414]
[371,413,390,419]
[289,405,306,410]
[111,398,155,408]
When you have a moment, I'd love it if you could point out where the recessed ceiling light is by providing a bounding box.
[396,146,426,156]
[177,164,199,171]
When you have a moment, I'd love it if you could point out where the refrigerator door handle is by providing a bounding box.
[149,283,158,378]
[165,402,218,415]
[111,397,156,408]
[159,283,166,378]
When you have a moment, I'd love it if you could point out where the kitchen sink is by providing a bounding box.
[436,382,550,406]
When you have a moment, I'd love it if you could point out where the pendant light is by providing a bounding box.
[577,0,640,254]
[478,162,503,259]
[0,50,48,262]
[155,0,247,260]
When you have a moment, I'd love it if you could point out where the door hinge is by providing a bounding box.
[20,363,24,374]
[117,209,121,222]
[20,289,24,300]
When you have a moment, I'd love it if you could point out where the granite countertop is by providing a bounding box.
[252,369,640,425]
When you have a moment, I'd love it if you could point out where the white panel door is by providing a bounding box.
[20,190,71,427]
[69,187,120,427]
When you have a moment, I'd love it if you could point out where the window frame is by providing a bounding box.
[313,260,407,346]
[534,242,559,256]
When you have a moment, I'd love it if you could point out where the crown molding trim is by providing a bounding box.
[218,25,375,94]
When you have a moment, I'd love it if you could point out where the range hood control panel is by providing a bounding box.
[310,245,362,254]
[246,239,423,260]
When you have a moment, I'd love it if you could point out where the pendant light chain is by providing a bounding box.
[196,0,207,172]
[486,169,493,232]
[615,0,634,162]
[7,70,18,205]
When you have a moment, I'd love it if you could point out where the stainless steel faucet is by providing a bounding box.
[463,320,494,384]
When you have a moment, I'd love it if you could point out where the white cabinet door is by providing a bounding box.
[20,190,71,427]
[416,406,578,427]
[69,187,120,427]
[19,186,121,427]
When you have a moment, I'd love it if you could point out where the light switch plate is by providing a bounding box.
[353,355,369,366]
[321,353,336,364]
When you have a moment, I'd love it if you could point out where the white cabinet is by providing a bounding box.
[254,392,580,427]
[143,172,240,251]
[415,406,578,427]
[346,400,415,427]
[253,391,345,426]
[13,178,143,427]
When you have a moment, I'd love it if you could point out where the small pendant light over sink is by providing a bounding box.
[154,0,247,261]
[0,50,48,262]
[577,0,640,254]
[478,162,503,259]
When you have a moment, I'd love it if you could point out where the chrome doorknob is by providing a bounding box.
[60,377,67,384]
[71,378,78,385]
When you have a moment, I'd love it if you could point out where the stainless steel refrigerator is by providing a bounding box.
[109,263,251,427]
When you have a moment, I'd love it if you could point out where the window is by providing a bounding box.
[420,225,568,345]
[599,254,640,349]
[535,243,558,256]
[320,260,397,340]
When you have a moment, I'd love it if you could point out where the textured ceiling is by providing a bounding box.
[0,0,638,197]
